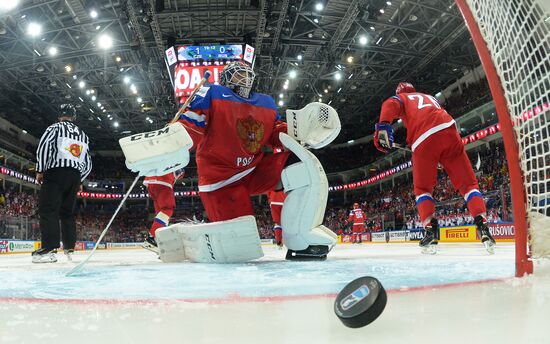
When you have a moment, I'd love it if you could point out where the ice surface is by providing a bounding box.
[1,243,548,344]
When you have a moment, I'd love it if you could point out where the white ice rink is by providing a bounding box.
[1,243,549,344]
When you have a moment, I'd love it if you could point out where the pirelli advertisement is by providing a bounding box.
[439,223,515,243]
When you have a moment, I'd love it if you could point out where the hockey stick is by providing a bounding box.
[169,70,211,124]
[393,143,412,153]
[66,175,140,277]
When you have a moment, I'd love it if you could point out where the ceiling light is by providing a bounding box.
[95,25,101,30]
[91,96,97,101]
[297,54,302,60]
[0,1,20,11]
[97,102,101,107]
[90,89,95,94]
[27,22,42,37]
[115,56,121,62]
[64,65,72,72]
[98,34,113,49]
[386,1,392,5]
[318,98,322,102]
[85,90,91,95]
[283,84,288,90]
[313,18,319,23]
[90,9,98,19]
[113,121,119,128]
[33,49,41,57]
[79,81,85,88]
[334,72,342,80]
[137,97,142,103]
[48,47,57,56]
[347,56,354,63]
[315,3,323,11]
[380,9,385,14]
[123,76,130,84]
[289,70,297,78]
[370,26,375,30]
[72,74,77,80]
[359,35,368,45]
[278,100,284,106]
[324,89,328,93]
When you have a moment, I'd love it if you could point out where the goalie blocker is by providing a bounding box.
[119,122,193,177]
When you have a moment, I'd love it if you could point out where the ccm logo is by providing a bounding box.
[291,111,298,137]
[446,228,469,238]
[130,127,170,141]
[205,234,216,260]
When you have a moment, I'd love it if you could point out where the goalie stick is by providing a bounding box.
[170,70,211,124]
[66,71,212,277]
[66,175,140,276]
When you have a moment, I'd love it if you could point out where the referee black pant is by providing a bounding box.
[38,167,81,250]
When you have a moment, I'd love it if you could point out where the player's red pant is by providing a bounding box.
[200,152,290,222]
[412,127,486,226]
[147,184,175,237]
[268,190,286,245]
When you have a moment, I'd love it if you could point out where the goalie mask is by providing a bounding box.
[219,61,255,98]
[395,82,416,95]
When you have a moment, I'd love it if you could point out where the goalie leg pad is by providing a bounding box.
[279,133,337,251]
[119,122,193,176]
[156,216,264,263]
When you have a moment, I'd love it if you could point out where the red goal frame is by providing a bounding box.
[455,0,533,276]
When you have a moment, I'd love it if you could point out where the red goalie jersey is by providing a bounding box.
[177,84,287,192]
[379,93,455,151]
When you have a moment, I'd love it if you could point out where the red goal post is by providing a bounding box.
[455,0,550,276]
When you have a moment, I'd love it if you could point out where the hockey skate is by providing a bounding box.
[142,236,159,254]
[286,245,331,261]
[419,219,439,255]
[32,248,58,263]
[276,241,284,250]
[64,249,74,262]
[475,215,496,254]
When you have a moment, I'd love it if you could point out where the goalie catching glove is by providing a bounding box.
[286,102,341,149]
[119,122,193,176]
[374,123,394,153]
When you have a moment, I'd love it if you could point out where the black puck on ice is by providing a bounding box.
[334,276,387,328]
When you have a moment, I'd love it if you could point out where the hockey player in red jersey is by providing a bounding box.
[267,190,286,248]
[347,202,366,244]
[142,169,184,252]
[374,82,495,254]
[119,61,341,263]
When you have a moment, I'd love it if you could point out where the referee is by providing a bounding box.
[32,104,92,263]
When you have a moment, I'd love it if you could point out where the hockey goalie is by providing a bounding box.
[119,61,341,263]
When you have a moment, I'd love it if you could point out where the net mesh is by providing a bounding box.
[465,0,550,256]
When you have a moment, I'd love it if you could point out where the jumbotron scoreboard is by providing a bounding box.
[164,43,255,102]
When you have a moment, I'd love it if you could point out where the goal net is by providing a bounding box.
[456,0,550,274]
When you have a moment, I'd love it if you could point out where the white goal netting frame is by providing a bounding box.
[456,0,550,275]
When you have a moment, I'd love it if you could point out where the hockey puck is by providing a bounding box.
[334,276,387,328]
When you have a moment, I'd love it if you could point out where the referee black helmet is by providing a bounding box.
[59,103,76,120]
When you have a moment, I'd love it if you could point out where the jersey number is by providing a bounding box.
[407,94,441,109]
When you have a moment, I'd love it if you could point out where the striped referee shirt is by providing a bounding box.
[36,120,92,181]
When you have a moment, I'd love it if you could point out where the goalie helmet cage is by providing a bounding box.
[455,0,550,276]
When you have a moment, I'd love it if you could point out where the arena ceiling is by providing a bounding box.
[0,0,480,150]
